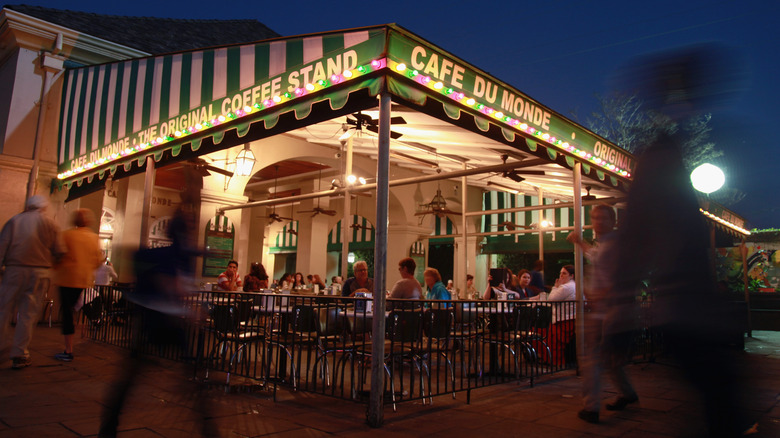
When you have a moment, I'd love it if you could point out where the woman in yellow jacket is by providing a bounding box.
[54,209,103,361]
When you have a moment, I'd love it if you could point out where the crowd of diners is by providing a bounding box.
[213,257,576,306]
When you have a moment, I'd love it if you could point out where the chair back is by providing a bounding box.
[513,305,536,333]
[453,302,478,325]
[291,305,318,333]
[423,308,453,340]
[317,306,344,337]
[388,310,422,344]
[533,305,553,330]
[211,304,238,335]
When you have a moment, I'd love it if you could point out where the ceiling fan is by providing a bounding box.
[298,168,337,217]
[342,111,406,140]
[180,157,234,178]
[582,186,597,201]
[349,196,374,231]
[260,166,293,225]
[415,184,461,219]
[491,221,535,231]
[287,202,298,236]
[476,154,546,183]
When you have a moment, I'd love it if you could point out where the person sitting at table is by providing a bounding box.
[529,265,576,366]
[243,262,269,291]
[278,272,294,290]
[389,257,423,301]
[217,260,242,291]
[311,274,327,290]
[341,261,374,297]
[293,272,306,289]
[529,259,547,294]
[423,267,451,307]
[516,269,536,298]
[483,268,517,300]
[466,274,478,299]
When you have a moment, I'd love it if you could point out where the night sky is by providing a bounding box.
[13,0,779,228]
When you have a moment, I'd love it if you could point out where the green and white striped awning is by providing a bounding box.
[269,221,298,254]
[430,215,456,244]
[207,214,234,233]
[480,191,591,253]
[327,215,375,251]
[410,240,426,256]
[56,24,634,195]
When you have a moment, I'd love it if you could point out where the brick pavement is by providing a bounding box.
[0,325,778,437]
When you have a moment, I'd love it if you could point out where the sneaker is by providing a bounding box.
[11,356,31,369]
[605,396,639,411]
[577,409,599,424]
[55,352,74,362]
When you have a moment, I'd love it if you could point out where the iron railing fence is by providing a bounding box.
[80,288,656,407]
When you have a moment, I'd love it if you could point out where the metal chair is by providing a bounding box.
[204,301,265,385]
[421,308,456,401]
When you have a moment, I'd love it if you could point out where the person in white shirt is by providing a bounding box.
[95,258,118,286]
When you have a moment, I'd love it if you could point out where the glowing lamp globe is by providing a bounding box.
[690,163,725,194]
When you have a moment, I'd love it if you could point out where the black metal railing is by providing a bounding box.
[81,287,592,407]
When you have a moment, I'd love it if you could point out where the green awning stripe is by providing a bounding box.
[226,46,241,96]
[140,57,155,131]
[178,53,192,114]
[200,50,215,109]
[80,68,96,156]
[159,55,173,123]
[97,65,111,149]
[125,59,139,137]
[57,70,73,164]
[86,66,101,152]
[71,70,86,160]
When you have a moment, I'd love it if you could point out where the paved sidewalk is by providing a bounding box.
[0,325,778,437]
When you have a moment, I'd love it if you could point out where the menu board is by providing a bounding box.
[202,222,235,277]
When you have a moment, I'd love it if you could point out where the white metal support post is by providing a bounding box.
[460,163,469,296]
[573,162,585,364]
[367,93,391,427]
[139,156,156,249]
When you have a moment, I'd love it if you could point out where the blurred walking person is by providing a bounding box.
[0,195,63,369]
[569,204,638,423]
[54,209,103,362]
[100,168,216,437]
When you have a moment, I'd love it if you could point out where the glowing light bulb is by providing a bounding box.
[690,163,725,194]
[371,60,380,68]
[243,105,252,113]
[433,82,443,89]
[343,70,353,78]
[217,115,226,122]
[495,112,504,119]
[346,174,357,185]
[466,98,476,105]
[305,83,315,91]
[273,95,282,103]
[396,63,407,72]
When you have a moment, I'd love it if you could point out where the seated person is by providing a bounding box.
[341,261,374,297]
[529,259,547,294]
[390,258,423,300]
[423,267,451,307]
[243,262,269,291]
[465,274,478,299]
[311,274,327,290]
[516,269,536,298]
[217,260,242,291]
[483,268,519,300]
[528,265,576,366]
[277,272,294,290]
